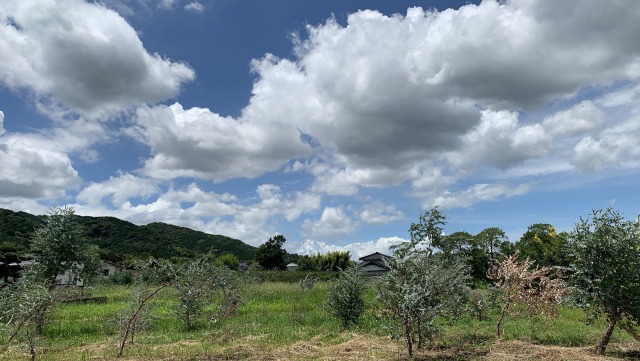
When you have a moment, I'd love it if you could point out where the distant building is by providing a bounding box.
[358,252,391,275]
[101,260,126,277]
[55,264,85,287]
[11,260,86,287]
[286,263,299,271]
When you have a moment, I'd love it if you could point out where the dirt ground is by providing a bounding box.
[213,335,640,361]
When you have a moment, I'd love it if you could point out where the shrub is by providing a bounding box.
[299,273,317,290]
[488,252,568,338]
[326,267,366,328]
[376,208,470,357]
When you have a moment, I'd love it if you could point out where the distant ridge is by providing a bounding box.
[0,208,256,262]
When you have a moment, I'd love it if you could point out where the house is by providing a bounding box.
[5,260,108,287]
[358,252,391,275]
[286,263,299,271]
[55,264,84,287]
[101,260,126,277]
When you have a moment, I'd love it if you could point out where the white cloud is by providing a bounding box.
[572,134,640,172]
[449,110,552,169]
[0,113,109,199]
[302,207,357,238]
[0,111,4,136]
[114,2,640,212]
[0,139,79,198]
[543,101,606,137]
[77,174,160,207]
[359,202,404,225]
[0,0,194,119]
[184,2,204,13]
[73,182,321,246]
[158,0,178,10]
[432,183,532,209]
[296,236,405,259]
[131,103,311,181]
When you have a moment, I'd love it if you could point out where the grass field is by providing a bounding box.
[1,281,638,360]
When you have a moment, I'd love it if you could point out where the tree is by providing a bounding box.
[0,243,21,283]
[377,208,469,357]
[0,277,53,360]
[569,208,640,355]
[326,267,366,328]
[488,252,567,337]
[516,224,570,268]
[173,259,209,331]
[255,235,287,270]
[297,251,354,271]
[15,207,101,336]
[214,253,240,270]
[440,231,492,283]
[475,227,509,266]
[439,231,474,258]
[29,206,101,286]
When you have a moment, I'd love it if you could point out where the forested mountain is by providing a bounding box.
[0,208,256,263]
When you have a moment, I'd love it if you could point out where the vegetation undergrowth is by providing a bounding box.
[1,281,636,361]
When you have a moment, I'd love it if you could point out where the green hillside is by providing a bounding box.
[0,209,256,263]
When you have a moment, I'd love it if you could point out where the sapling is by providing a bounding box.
[326,267,366,328]
[488,252,567,337]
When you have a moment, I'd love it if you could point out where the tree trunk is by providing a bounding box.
[404,320,413,357]
[496,302,509,337]
[595,312,619,355]
[416,318,423,350]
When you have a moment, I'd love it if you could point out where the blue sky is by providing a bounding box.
[1,0,640,257]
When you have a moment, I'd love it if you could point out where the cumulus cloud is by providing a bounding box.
[77,174,160,207]
[130,103,311,181]
[74,182,321,246]
[543,101,606,137]
[184,2,204,13]
[449,110,552,169]
[296,236,405,259]
[0,0,194,119]
[302,207,357,238]
[0,140,79,198]
[572,134,640,172]
[359,202,404,225]
[0,113,108,199]
[123,2,640,199]
[97,1,640,215]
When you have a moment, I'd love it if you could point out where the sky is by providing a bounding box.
[1,0,640,258]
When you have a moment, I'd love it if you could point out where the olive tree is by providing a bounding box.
[0,278,53,360]
[376,208,469,357]
[29,206,101,286]
[326,267,366,328]
[570,208,640,355]
[13,206,101,337]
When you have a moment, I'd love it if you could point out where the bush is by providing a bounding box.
[108,270,134,285]
[326,267,366,328]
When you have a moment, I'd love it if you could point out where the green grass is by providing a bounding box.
[1,282,638,360]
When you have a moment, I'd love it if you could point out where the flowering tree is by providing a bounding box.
[488,252,567,337]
